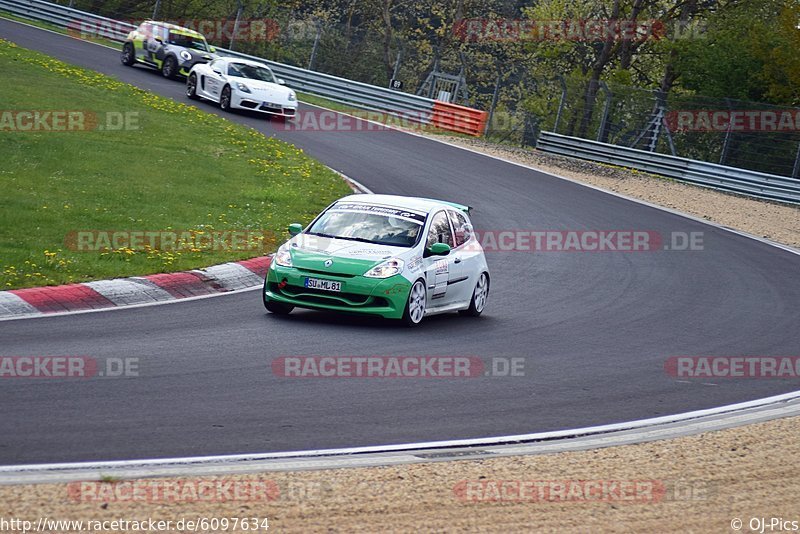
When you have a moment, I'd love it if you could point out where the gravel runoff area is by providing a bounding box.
[0,416,798,532]
[431,135,800,250]
[2,140,799,533]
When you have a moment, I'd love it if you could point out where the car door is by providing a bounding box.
[203,59,225,100]
[446,209,480,304]
[422,210,460,306]
[135,23,154,63]
[143,23,164,64]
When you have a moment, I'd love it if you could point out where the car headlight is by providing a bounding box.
[288,91,296,102]
[364,258,404,278]
[179,50,191,61]
[236,82,252,93]
[274,244,293,267]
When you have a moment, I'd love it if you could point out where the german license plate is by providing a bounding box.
[305,277,341,292]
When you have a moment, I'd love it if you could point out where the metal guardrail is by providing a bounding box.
[537,131,800,205]
[0,0,134,39]
[0,0,439,121]
[219,48,435,121]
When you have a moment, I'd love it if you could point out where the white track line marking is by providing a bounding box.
[1,390,799,483]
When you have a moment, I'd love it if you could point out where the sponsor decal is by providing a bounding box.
[407,256,423,272]
[383,283,409,295]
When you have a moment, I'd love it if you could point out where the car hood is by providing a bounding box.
[288,235,413,274]
[171,47,215,62]
[233,78,293,99]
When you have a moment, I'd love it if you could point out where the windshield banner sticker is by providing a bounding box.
[331,203,426,224]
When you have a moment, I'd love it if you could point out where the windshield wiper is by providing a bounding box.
[306,231,337,239]
[370,240,411,247]
[306,232,386,245]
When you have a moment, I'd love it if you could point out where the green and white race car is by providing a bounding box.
[121,20,217,79]
[263,194,490,326]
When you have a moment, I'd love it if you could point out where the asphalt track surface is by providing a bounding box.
[2,19,800,465]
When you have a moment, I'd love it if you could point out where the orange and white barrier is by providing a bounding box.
[431,101,488,137]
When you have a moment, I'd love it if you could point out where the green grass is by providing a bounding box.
[0,39,352,289]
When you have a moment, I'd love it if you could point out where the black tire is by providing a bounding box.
[460,272,489,317]
[121,43,135,66]
[264,299,294,315]
[162,55,178,79]
[402,279,427,327]
[186,73,199,100]
[220,85,232,112]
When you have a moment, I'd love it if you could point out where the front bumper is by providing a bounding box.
[232,93,297,117]
[264,263,410,319]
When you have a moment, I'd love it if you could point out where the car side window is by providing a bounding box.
[426,211,454,248]
[152,24,167,41]
[448,210,471,247]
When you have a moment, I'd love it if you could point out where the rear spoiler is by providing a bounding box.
[425,199,472,215]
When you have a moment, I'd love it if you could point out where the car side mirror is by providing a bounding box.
[277,78,285,85]
[428,243,451,256]
[209,46,216,53]
[288,223,303,236]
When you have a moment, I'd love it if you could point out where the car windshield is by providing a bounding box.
[306,203,426,248]
[167,32,208,52]
[227,63,276,82]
